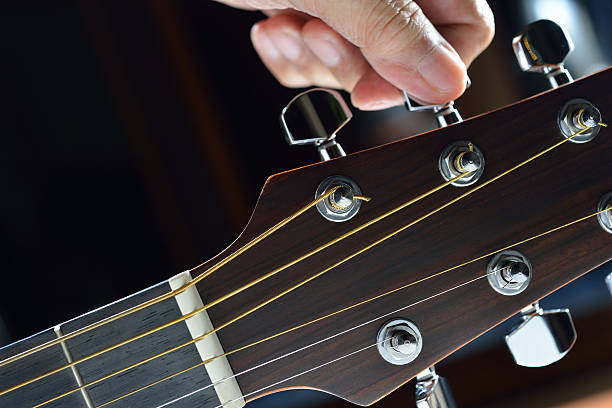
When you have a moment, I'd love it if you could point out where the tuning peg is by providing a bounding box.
[512,19,575,88]
[280,88,351,161]
[505,302,576,368]
[415,366,457,408]
[402,76,470,127]
[606,273,612,296]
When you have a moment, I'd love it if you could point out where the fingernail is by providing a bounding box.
[272,30,303,62]
[307,37,341,67]
[252,23,281,60]
[417,45,466,94]
[359,100,398,111]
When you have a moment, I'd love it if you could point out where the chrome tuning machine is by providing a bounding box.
[606,273,612,296]
[505,302,577,367]
[513,19,574,88]
[402,83,467,127]
[280,88,352,161]
[415,366,456,408]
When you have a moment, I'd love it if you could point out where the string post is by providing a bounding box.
[487,250,532,296]
[377,319,423,365]
[575,107,601,129]
[329,185,356,210]
[597,192,612,234]
[557,98,603,143]
[454,149,482,173]
[315,176,366,222]
[7,110,608,408]
[439,141,485,187]
[500,260,530,284]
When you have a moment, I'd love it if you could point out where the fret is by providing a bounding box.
[54,326,94,408]
[0,277,232,408]
[0,328,87,408]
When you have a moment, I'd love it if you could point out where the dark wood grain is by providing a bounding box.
[1,69,609,408]
[0,281,220,408]
[191,68,612,406]
[0,329,85,408]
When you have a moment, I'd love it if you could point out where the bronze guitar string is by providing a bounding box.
[0,186,344,370]
[1,173,473,395]
[18,172,468,407]
[172,277,530,408]
[0,165,464,376]
[10,124,602,406]
[99,207,610,408]
[0,174,469,397]
[23,123,604,408]
[153,272,496,408]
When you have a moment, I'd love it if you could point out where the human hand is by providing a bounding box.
[216,0,494,110]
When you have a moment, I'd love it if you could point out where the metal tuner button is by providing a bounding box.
[280,88,352,161]
[512,19,574,88]
[505,302,577,367]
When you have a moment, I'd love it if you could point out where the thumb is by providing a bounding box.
[291,0,467,104]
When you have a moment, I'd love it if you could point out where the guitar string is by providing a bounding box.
[103,271,511,408]
[97,207,609,408]
[158,264,553,407]
[42,268,499,408]
[18,171,466,408]
[0,165,469,371]
[212,338,392,408]
[6,123,603,407]
[0,186,342,368]
[166,196,610,408]
[1,173,469,397]
[215,336,429,408]
[217,269,562,408]
[33,208,610,408]
[2,115,601,373]
[16,124,598,406]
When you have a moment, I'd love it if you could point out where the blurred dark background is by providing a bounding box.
[1,1,611,407]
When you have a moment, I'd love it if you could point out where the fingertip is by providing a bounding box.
[251,20,282,61]
[351,69,404,111]
[414,44,467,104]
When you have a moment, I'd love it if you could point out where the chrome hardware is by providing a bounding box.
[377,319,422,365]
[487,250,532,296]
[402,77,468,127]
[415,366,456,408]
[317,140,345,161]
[512,19,574,88]
[505,302,577,367]
[280,88,351,161]
[597,192,612,234]
[403,92,470,128]
[403,94,463,127]
[315,176,363,222]
[438,141,485,187]
[558,99,603,143]
[606,273,612,296]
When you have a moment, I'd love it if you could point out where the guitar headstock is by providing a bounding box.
[190,20,611,407]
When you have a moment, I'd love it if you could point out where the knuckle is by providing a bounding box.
[288,0,322,16]
[470,0,496,46]
[362,0,423,52]
[277,75,311,88]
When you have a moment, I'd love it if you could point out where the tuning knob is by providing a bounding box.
[280,88,352,161]
[512,19,575,88]
[505,302,577,367]
[402,77,470,127]
[606,273,612,296]
[415,366,457,408]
